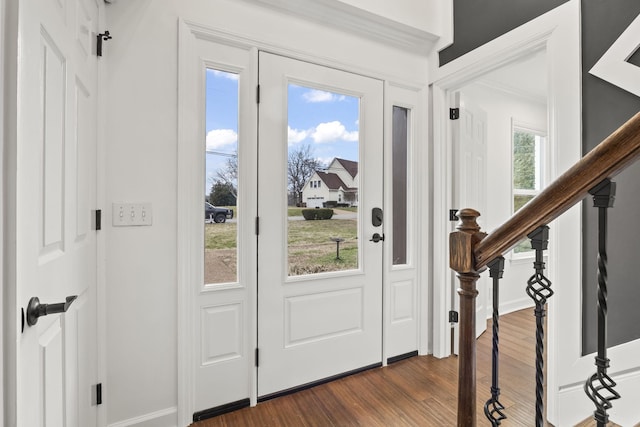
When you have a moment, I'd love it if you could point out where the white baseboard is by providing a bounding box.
[108,407,178,427]
[556,367,640,426]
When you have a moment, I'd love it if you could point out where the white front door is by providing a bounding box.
[16,0,100,425]
[257,52,384,397]
[452,91,488,340]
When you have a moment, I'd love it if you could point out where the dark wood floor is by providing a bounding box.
[190,309,568,426]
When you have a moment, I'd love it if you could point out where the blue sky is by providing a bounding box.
[205,69,359,193]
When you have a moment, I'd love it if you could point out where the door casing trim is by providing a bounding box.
[429,1,581,424]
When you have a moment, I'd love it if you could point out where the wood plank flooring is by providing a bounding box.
[190,308,590,426]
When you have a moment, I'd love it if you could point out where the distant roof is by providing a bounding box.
[317,171,348,190]
[334,158,358,178]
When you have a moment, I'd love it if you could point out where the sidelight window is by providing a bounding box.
[204,68,239,284]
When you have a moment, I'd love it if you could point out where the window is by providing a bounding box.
[204,68,239,284]
[512,123,546,255]
[287,83,360,276]
[392,106,409,265]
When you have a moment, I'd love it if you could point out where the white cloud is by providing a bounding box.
[311,121,358,143]
[302,89,346,103]
[206,129,238,150]
[288,126,309,144]
[316,157,333,167]
[209,69,239,81]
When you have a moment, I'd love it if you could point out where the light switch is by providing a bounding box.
[112,203,153,226]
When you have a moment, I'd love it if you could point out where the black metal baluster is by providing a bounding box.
[584,179,620,427]
[525,226,553,427]
[484,257,507,426]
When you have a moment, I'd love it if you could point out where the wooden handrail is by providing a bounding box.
[474,111,640,269]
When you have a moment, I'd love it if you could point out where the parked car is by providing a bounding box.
[205,202,233,223]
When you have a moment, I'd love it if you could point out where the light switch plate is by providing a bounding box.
[112,203,153,226]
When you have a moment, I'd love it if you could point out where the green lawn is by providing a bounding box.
[204,216,358,277]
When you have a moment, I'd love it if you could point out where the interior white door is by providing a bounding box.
[452,91,489,339]
[16,0,99,425]
[257,52,384,397]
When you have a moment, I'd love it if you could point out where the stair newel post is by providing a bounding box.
[485,256,507,426]
[584,179,620,426]
[450,208,487,427]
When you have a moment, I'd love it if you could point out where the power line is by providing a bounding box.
[206,150,237,158]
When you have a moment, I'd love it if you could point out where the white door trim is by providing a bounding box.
[430,1,581,424]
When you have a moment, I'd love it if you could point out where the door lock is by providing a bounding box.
[369,233,385,243]
[372,207,383,227]
[26,295,77,327]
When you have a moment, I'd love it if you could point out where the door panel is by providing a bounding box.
[17,0,99,424]
[257,52,383,396]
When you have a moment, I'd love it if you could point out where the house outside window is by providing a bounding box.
[512,123,546,255]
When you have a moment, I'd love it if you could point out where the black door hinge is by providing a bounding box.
[255,348,259,367]
[96,31,112,57]
[450,108,460,120]
[255,217,260,235]
[449,209,459,222]
[95,209,102,230]
[256,85,260,104]
[449,310,459,323]
[96,383,103,405]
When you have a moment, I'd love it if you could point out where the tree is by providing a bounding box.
[209,181,237,206]
[288,144,321,206]
[513,131,536,190]
[213,150,238,199]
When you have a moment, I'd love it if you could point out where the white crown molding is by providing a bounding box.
[238,0,438,54]
[590,13,640,98]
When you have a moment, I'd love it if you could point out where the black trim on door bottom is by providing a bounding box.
[192,398,250,422]
[258,362,382,403]
[386,350,418,365]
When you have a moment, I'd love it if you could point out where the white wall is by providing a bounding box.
[460,82,547,314]
[104,0,428,425]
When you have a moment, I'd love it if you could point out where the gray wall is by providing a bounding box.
[581,0,640,353]
[438,0,640,354]
[438,0,568,66]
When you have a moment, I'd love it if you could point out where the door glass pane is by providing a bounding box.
[392,106,409,265]
[204,69,239,284]
[287,84,360,276]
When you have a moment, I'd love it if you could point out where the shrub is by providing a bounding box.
[301,208,334,220]
[324,201,338,208]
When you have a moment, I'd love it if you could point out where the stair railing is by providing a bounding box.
[449,111,640,426]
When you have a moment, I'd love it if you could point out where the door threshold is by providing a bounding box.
[258,362,382,403]
[193,398,250,422]
[387,350,418,364]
